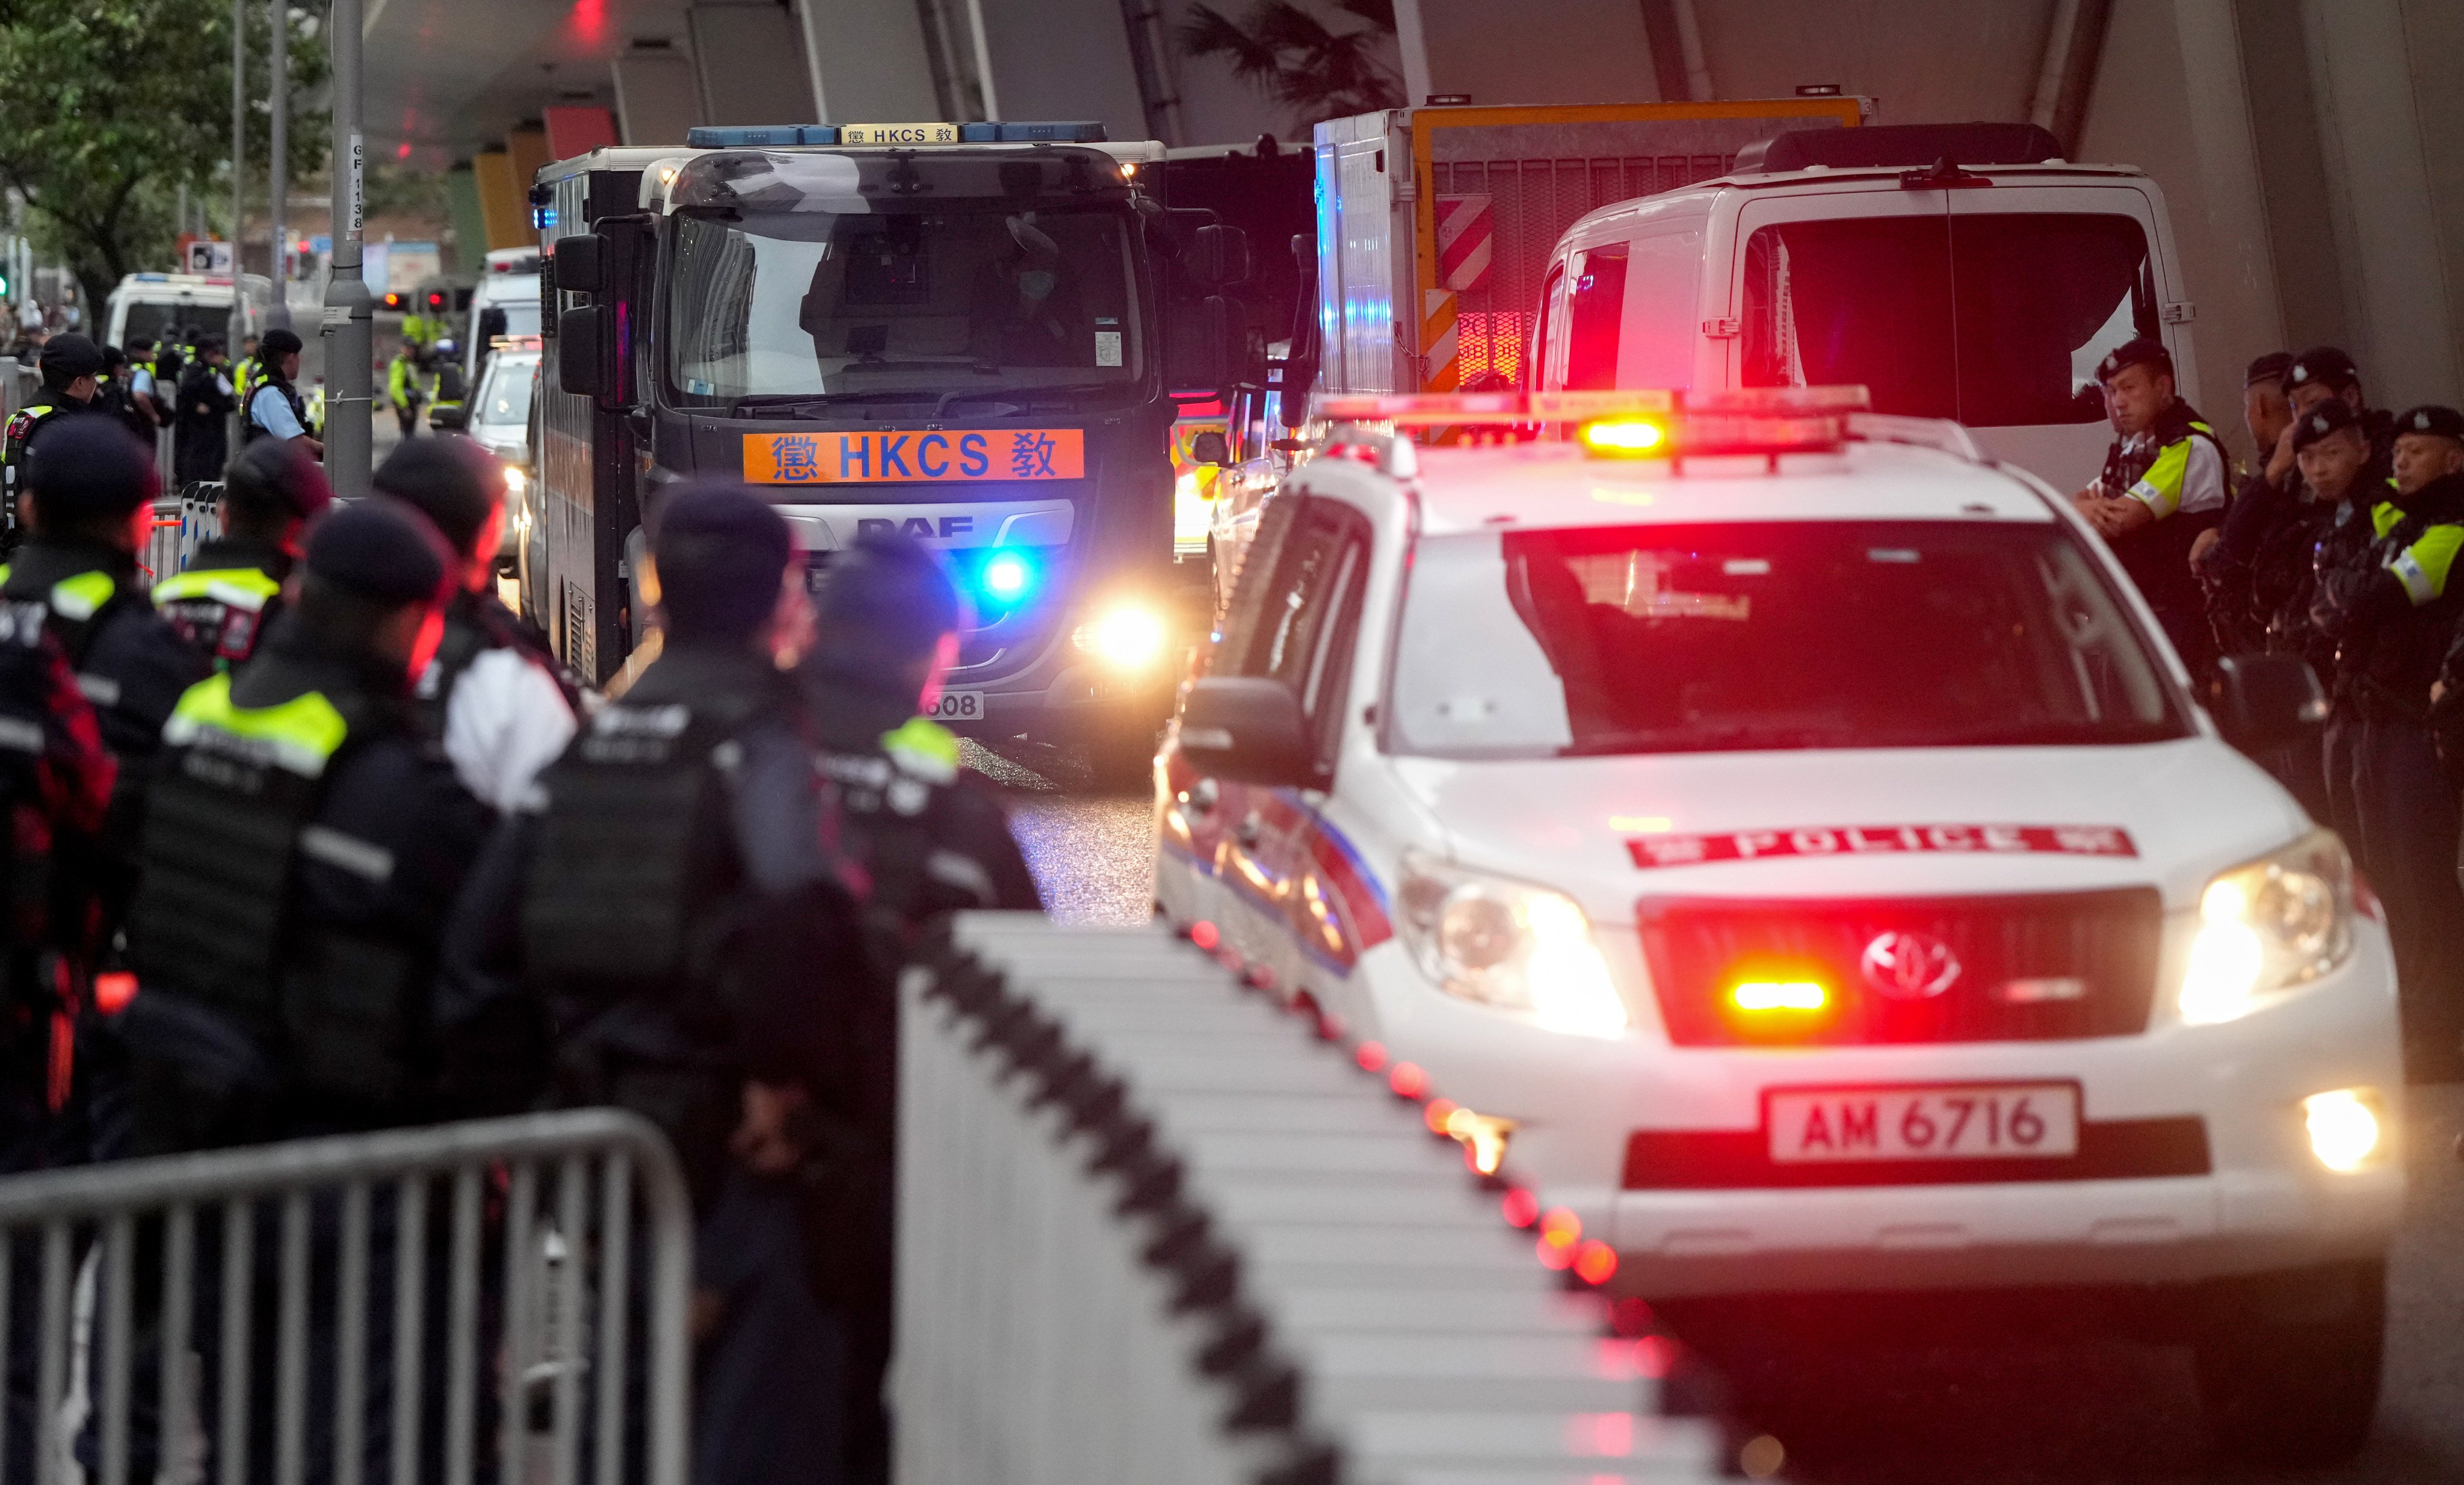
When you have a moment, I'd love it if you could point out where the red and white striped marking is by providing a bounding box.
[1436,193,1493,292]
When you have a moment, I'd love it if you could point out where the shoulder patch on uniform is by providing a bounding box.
[881,716,960,782]
[49,571,116,622]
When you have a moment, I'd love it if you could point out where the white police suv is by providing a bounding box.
[1153,389,2403,1466]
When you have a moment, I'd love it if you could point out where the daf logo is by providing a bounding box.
[1860,931,1962,1000]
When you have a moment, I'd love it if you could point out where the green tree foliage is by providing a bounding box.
[1179,0,1402,126]
[0,0,329,310]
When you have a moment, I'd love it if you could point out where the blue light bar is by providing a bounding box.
[685,125,811,148]
[959,122,1108,143]
[978,549,1035,603]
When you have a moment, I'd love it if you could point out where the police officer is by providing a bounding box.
[801,531,1040,930]
[241,328,320,457]
[121,499,491,1147]
[173,336,238,487]
[2199,351,2299,658]
[152,439,331,670]
[95,346,149,443]
[386,339,427,439]
[123,338,163,434]
[446,484,880,1485]
[2316,404,2464,1080]
[5,419,212,927]
[2283,346,2395,472]
[2,334,104,555]
[372,437,575,812]
[2074,337,2229,676]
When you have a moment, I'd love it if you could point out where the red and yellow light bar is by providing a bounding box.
[1315,386,1874,458]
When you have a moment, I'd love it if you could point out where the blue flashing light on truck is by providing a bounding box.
[528,122,1249,777]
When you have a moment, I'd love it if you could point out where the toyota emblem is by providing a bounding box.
[1860,931,1962,999]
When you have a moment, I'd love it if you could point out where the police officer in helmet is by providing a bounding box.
[152,440,331,670]
[800,531,1040,931]
[121,499,493,1149]
[446,484,878,1485]
[2,333,106,555]
[2074,336,2229,677]
[372,436,575,812]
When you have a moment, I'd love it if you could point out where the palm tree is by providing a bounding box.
[1178,0,1404,126]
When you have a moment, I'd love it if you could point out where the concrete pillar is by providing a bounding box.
[614,50,703,145]
[444,167,487,276]
[2234,0,2348,354]
[2298,0,2460,409]
[471,150,526,252]
[688,2,818,127]
[507,126,552,196]
[2170,1,2283,375]
[974,0,1144,138]
[798,0,938,124]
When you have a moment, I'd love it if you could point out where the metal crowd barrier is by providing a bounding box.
[0,1108,690,1485]
[139,484,224,588]
[897,915,1724,1484]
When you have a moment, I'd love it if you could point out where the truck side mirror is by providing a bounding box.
[1177,676,1319,788]
[2211,653,2327,756]
[558,306,605,399]
[427,403,468,431]
[1192,224,1252,288]
[478,306,508,342]
[555,233,607,297]
[1190,429,1229,466]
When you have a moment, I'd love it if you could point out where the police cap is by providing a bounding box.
[25,416,157,518]
[224,438,333,521]
[373,435,502,556]
[37,333,102,381]
[2393,405,2464,444]
[2288,346,2360,396]
[2290,397,2364,453]
[652,483,792,644]
[303,500,452,607]
[2096,336,2173,384]
[258,327,304,362]
[2245,351,2293,389]
[816,530,963,664]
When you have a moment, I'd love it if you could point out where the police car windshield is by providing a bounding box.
[665,201,1141,409]
[475,356,536,428]
[1390,520,2188,758]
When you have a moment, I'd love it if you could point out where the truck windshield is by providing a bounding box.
[1741,213,2158,427]
[1389,520,2187,758]
[666,202,1141,407]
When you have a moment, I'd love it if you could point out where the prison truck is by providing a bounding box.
[528,122,1252,780]
[1308,97,1870,401]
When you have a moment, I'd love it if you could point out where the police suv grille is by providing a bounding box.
[1638,889,2164,1046]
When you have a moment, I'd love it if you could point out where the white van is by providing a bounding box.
[1531,123,2197,492]
[462,247,543,392]
[105,272,274,351]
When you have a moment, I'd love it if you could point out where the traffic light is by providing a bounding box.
[381,291,404,310]
[0,270,12,300]
[425,290,446,313]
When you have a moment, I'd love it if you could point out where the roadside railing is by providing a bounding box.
[897,915,1723,1484]
[140,484,223,587]
[0,1108,690,1485]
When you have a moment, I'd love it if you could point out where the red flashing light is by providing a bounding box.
[1572,1240,1618,1286]
[1423,1097,1459,1134]
[1188,920,1219,951]
[1500,1188,1540,1227]
[1608,1295,1653,1335]
[1354,1040,1388,1073]
[1388,1061,1428,1099]
[1535,1235,1576,1271]
[1632,1335,1679,1379]
[1539,1207,1581,1246]
[93,972,137,1016]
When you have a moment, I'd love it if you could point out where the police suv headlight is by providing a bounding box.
[2178,827,2355,1025]
[1397,851,1628,1039]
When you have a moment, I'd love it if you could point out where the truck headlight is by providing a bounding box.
[502,465,527,494]
[1072,603,1166,670]
[1398,853,1628,1039]
[2178,828,2354,1025]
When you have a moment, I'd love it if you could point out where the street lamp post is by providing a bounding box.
[228,0,244,354]
[267,0,289,331]
[322,0,371,496]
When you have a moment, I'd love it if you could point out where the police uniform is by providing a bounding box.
[241,330,309,447]
[153,440,333,670]
[121,501,488,1149]
[375,437,576,812]
[2316,404,2464,1076]
[446,488,883,1485]
[2091,340,2229,674]
[173,349,236,487]
[1,335,104,555]
[805,666,1042,927]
